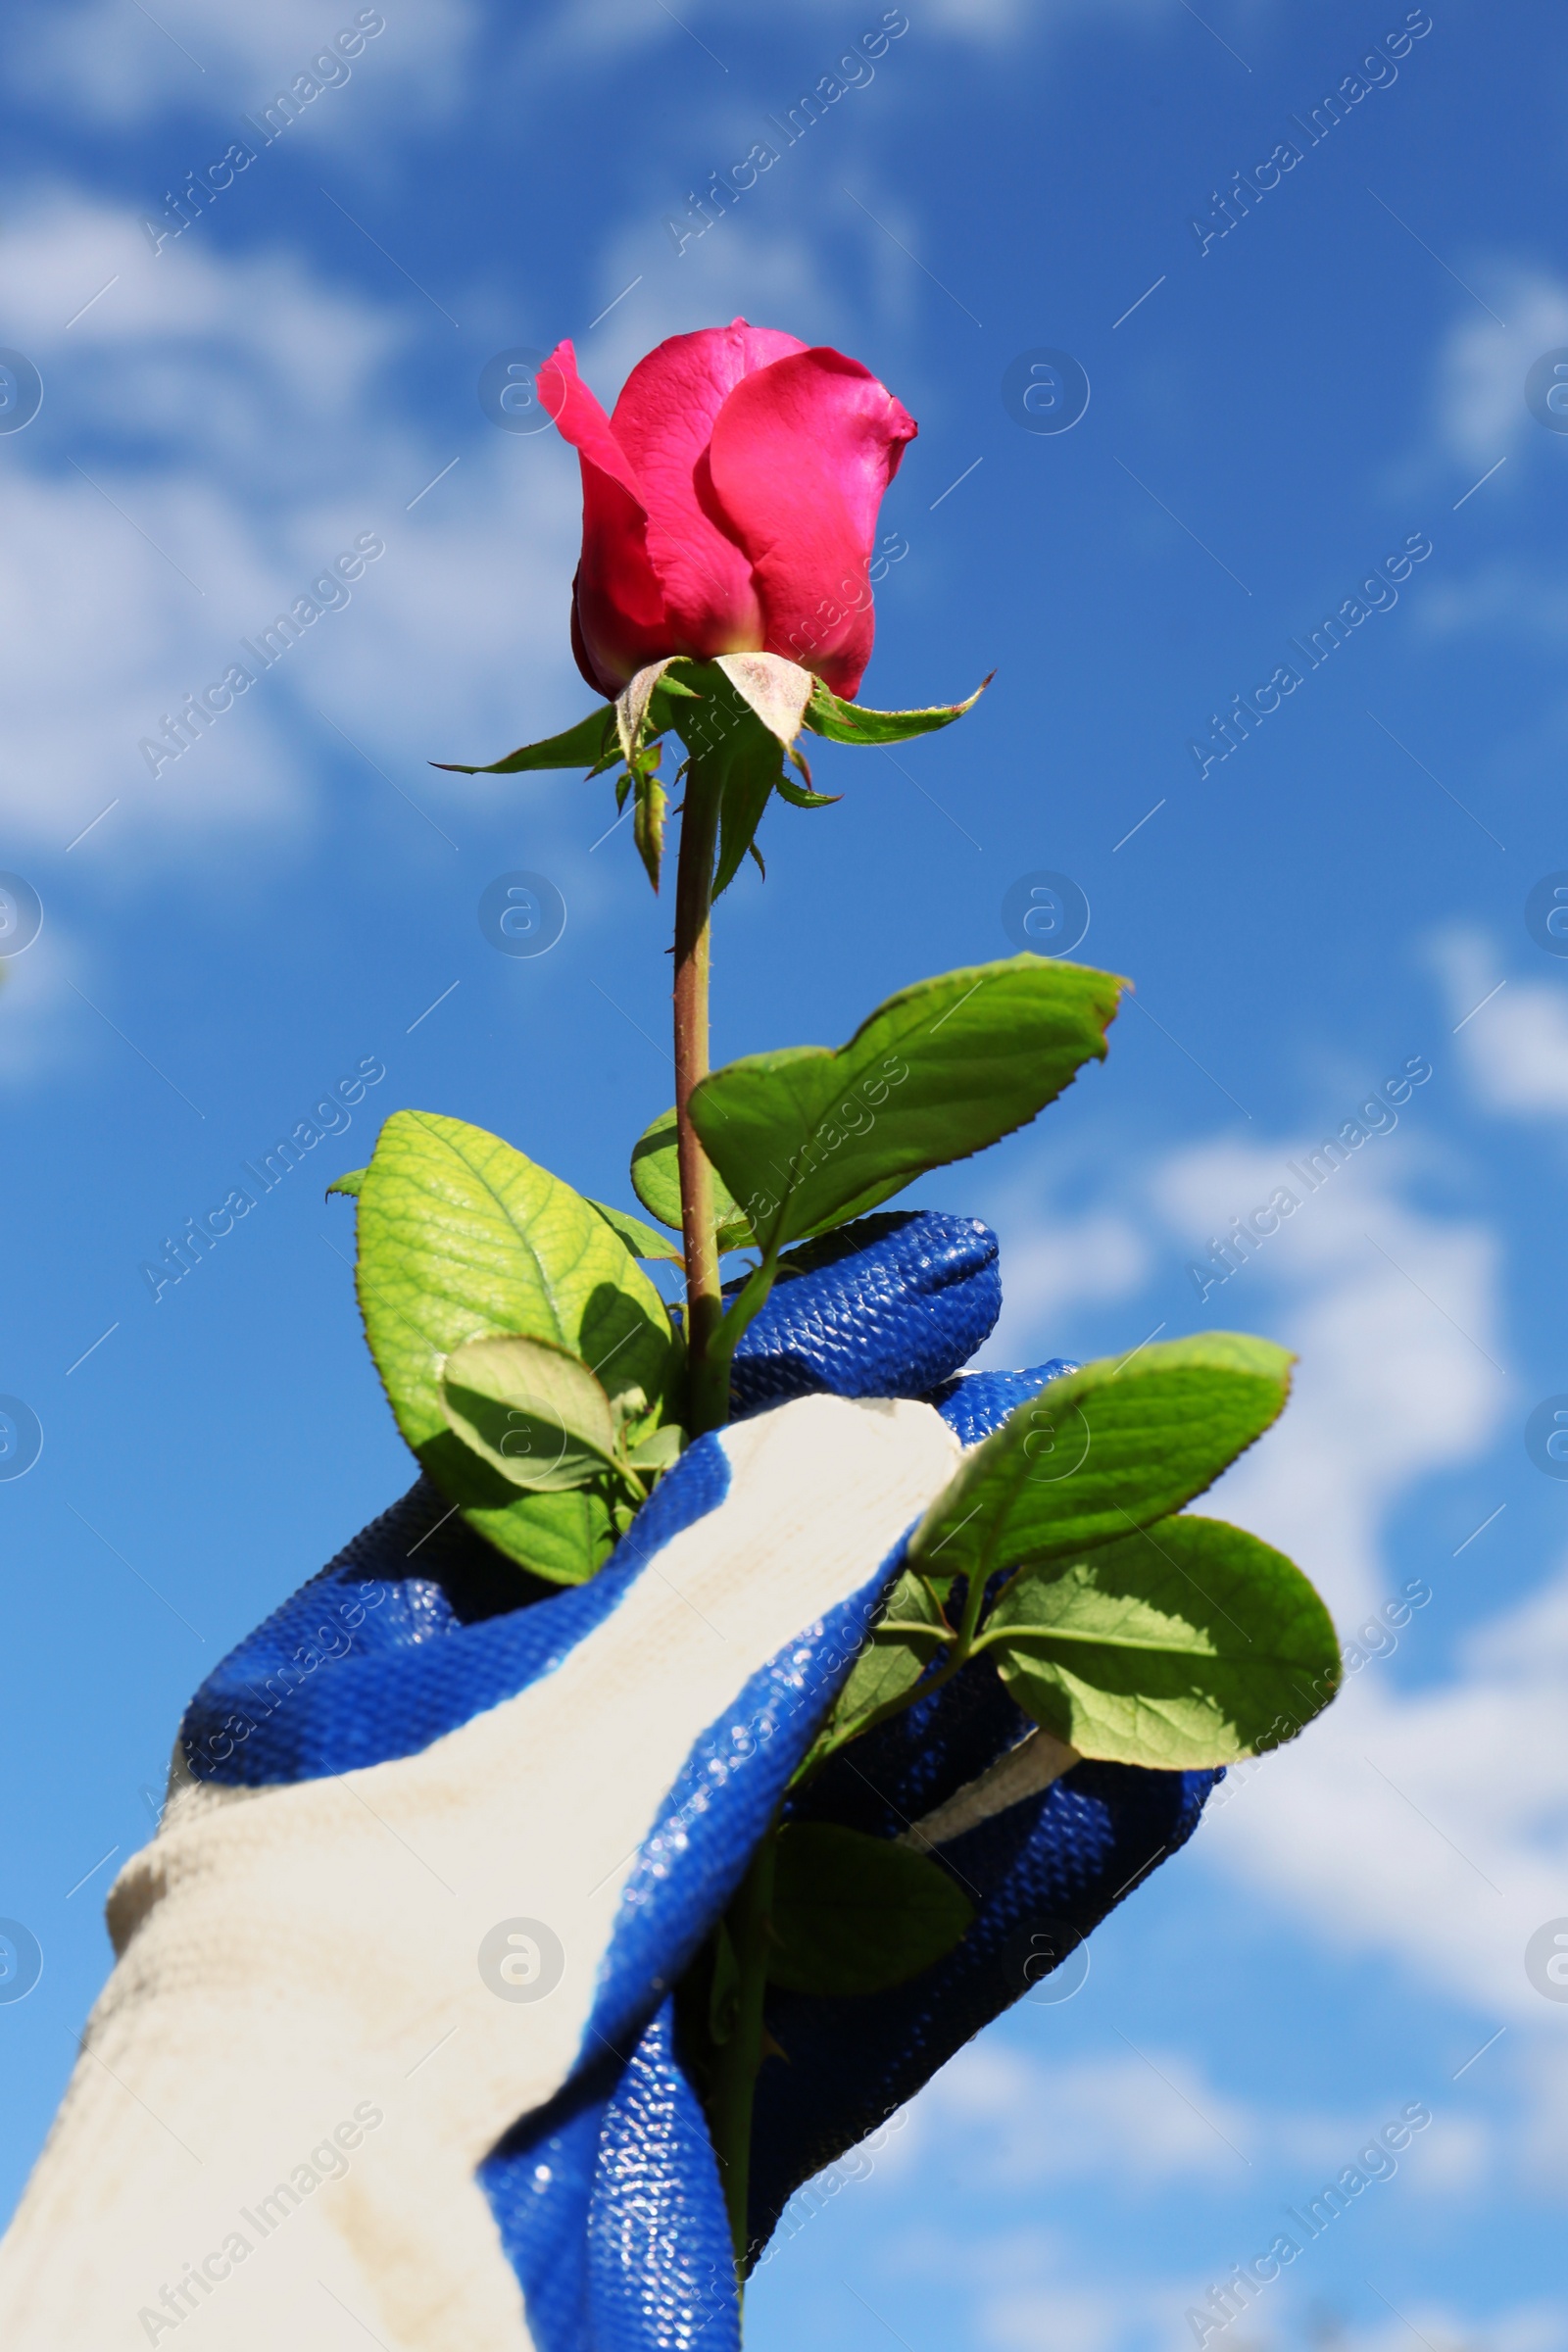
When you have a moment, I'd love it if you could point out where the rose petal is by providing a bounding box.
[537,337,642,502]
[539,339,671,696]
[610,320,806,656]
[569,588,617,703]
[705,348,916,698]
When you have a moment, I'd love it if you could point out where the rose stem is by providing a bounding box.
[672,746,727,1436]
[671,726,774,2294]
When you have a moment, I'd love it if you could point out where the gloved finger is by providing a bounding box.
[728,1210,1002,1413]
[742,1361,1219,2262]
[479,1998,737,2352]
[750,1727,1215,2259]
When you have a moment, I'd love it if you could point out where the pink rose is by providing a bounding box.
[538,319,916,702]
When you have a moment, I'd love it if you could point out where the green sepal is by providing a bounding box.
[766,1823,974,1995]
[774,771,841,810]
[712,734,779,898]
[985,1514,1342,1768]
[633,752,667,893]
[430,706,616,776]
[710,652,815,748]
[664,665,785,902]
[615,658,700,770]
[629,1107,756,1251]
[688,956,1122,1258]
[803,671,991,746]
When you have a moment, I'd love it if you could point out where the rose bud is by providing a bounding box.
[538,320,916,702]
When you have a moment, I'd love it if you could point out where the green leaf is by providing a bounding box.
[985,1514,1342,1767]
[625,1422,685,1472]
[767,1823,974,1995]
[629,1108,756,1250]
[585,1198,683,1264]
[431,705,616,776]
[688,956,1122,1256]
[440,1333,623,1493]
[326,1167,366,1199]
[906,1335,1294,1592]
[803,671,991,746]
[356,1110,678,1584]
[824,1570,951,1745]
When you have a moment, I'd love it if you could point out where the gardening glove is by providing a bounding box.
[0,1213,1215,2352]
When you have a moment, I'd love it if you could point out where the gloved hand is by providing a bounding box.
[0,1213,1216,2352]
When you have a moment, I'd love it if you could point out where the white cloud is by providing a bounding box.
[12,1,477,128]
[0,191,583,864]
[855,2180,1563,2352]
[961,1086,1568,2040]
[0,926,89,1083]
[912,0,1171,37]
[1429,925,1568,1115]
[514,0,1174,76]
[1199,1563,1568,2031]
[1420,559,1568,644]
[1466,984,1568,1112]
[912,2037,1253,2185]
[1433,263,1568,469]
[1153,1128,1504,1627]
[978,1197,1151,1367]
[1516,2041,1568,2195]
[977,1084,1506,1634]
[977,2270,1129,2352]
[1135,1119,1568,2026]
[828,2034,1543,2352]
[897,2023,1497,2208]
[2,187,392,361]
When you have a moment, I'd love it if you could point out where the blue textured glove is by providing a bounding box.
[0,1212,1214,2352]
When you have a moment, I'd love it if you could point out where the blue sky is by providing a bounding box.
[3,1,1567,2346]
